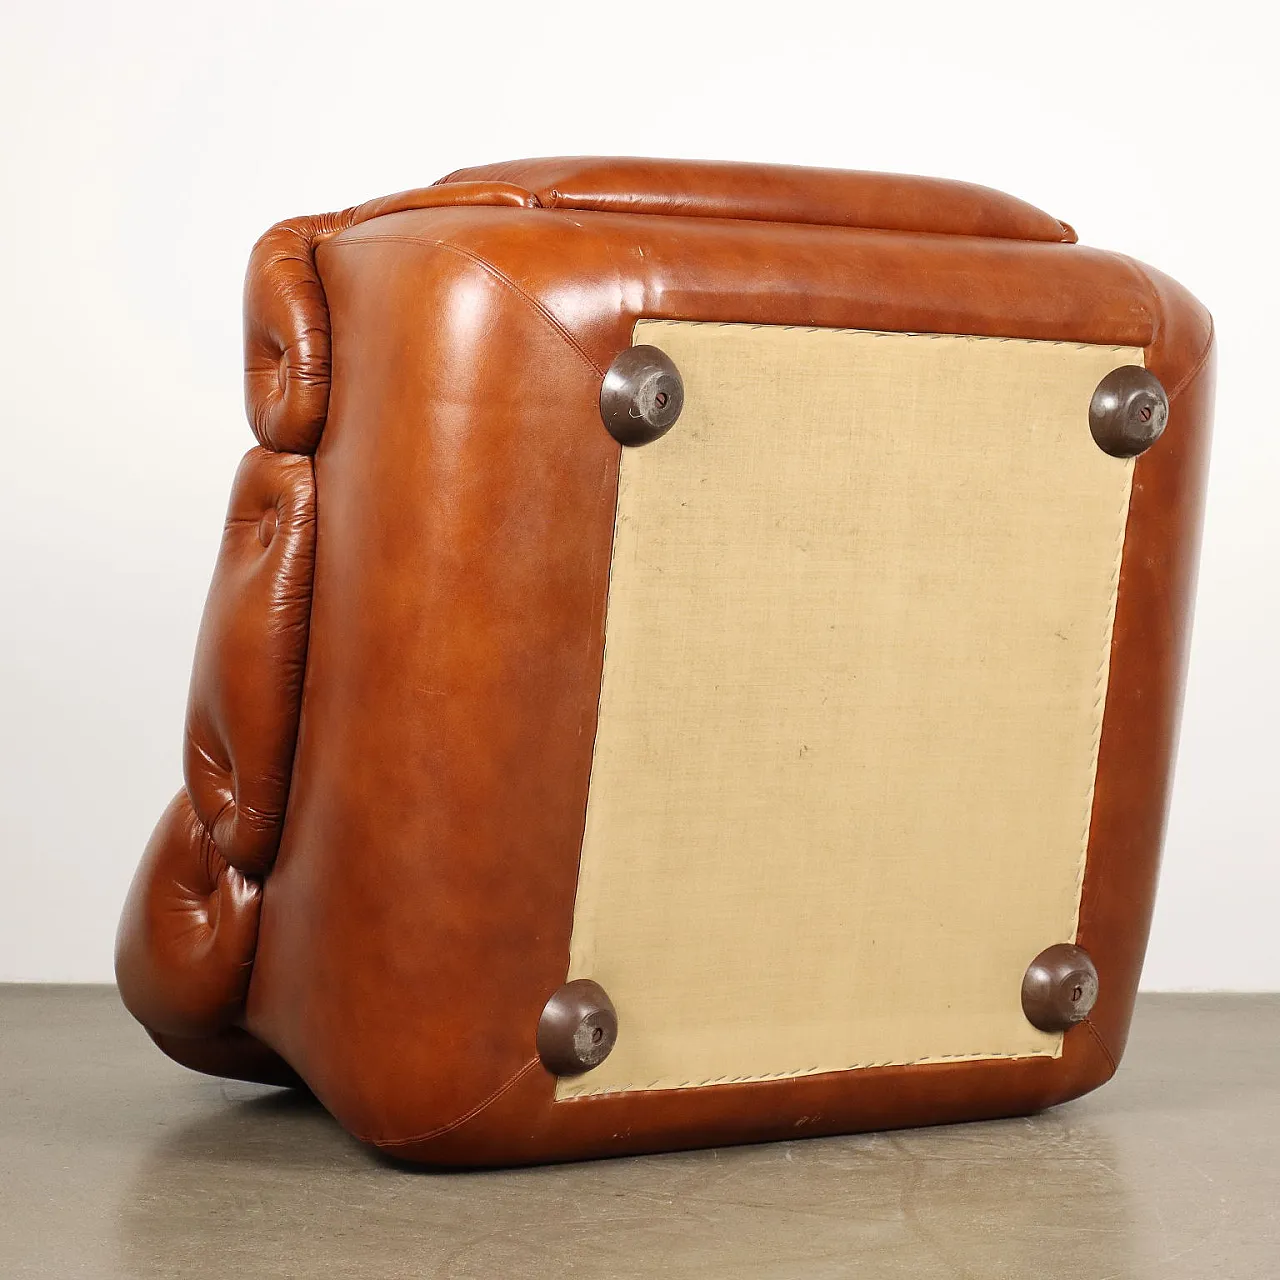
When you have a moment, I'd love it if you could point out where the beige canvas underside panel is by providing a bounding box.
[559,321,1139,1099]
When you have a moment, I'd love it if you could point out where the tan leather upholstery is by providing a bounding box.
[115,158,1215,1166]
[442,156,1077,241]
[117,446,315,1040]
[243,182,537,452]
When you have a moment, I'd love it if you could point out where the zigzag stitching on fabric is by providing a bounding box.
[1067,437,1134,944]
[556,1048,1066,1099]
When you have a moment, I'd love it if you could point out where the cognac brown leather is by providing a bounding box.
[442,156,1078,242]
[243,181,537,453]
[117,446,315,1040]
[116,157,1214,1166]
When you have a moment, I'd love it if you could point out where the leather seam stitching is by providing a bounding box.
[364,1058,541,1149]
[1067,437,1134,943]
[1083,1016,1118,1075]
[564,364,628,989]
[1166,318,1215,404]
[1113,253,1163,356]
[325,234,605,379]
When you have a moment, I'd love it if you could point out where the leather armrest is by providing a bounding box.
[439,155,1076,243]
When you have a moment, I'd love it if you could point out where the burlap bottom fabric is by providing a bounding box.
[560,321,1139,1099]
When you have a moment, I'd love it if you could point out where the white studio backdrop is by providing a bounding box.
[0,0,1275,986]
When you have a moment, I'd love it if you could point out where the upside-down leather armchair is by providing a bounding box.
[116,157,1214,1166]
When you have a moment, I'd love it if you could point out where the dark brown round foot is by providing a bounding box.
[1022,943,1099,1032]
[1088,365,1169,458]
[600,345,684,446]
[537,979,618,1076]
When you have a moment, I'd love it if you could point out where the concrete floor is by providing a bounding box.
[0,990,1276,1279]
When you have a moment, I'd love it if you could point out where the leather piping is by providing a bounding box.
[1083,1017,1119,1077]
[361,1059,542,1149]
[323,233,607,380]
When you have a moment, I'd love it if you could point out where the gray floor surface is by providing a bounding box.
[1,987,1276,1278]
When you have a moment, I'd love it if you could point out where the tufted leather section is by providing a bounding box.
[184,447,316,878]
[117,445,316,1045]
[115,791,262,1038]
[244,212,343,454]
[243,181,537,453]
